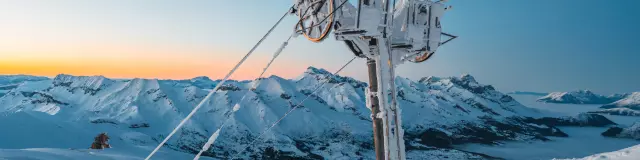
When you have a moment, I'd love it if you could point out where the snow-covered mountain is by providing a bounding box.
[0,75,49,98]
[0,67,616,159]
[0,75,49,85]
[524,113,615,127]
[537,90,625,104]
[602,122,640,140]
[589,108,640,117]
[507,91,548,96]
[601,92,640,110]
[588,93,640,117]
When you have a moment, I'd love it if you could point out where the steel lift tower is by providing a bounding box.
[291,0,456,159]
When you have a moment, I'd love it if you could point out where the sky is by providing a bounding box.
[0,0,638,95]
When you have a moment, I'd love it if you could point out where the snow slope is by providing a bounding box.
[538,90,625,104]
[588,92,640,117]
[557,144,640,160]
[601,92,640,110]
[0,147,215,160]
[0,68,614,159]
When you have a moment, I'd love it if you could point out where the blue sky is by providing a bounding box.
[1,0,638,95]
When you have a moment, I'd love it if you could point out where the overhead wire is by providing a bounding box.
[192,4,321,159]
[193,32,296,160]
[149,1,359,159]
[230,56,357,159]
[192,2,339,158]
[144,5,293,160]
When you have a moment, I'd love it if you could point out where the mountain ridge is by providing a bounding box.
[537,90,627,104]
[0,67,615,159]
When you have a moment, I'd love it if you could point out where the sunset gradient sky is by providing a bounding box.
[1,0,639,94]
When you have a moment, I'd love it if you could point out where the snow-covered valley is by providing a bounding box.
[0,70,638,160]
[459,95,640,160]
[459,127,639,160]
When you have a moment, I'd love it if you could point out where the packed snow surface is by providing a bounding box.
[556,144,640,160]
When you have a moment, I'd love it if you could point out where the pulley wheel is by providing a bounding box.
[296,0,334,43]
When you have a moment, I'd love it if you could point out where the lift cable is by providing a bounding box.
[144,5,293,160]
[193,33,296,160]
[230,56,357,159]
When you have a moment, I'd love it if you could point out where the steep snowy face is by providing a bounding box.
[298,66,367,89]
[537,90,622,104]
[415,74,541,119]
[601,92,640,110]
[399,75,569,147]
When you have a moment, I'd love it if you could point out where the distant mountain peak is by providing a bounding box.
[299,66,367,88]
[601,92,640,111]
[507,91,549,96]
[191,76,212,82]
[52,74,113,90]
[305,66,332,75]
[460,73,477,83]
[53,74,106,80]
[575,89,594,94]
[537,90,627,105]
[0,75,49,86]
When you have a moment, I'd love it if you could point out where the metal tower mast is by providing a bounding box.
[292,0,456,159]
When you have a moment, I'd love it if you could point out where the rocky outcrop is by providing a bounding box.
[523,113,616,127]
[589,108,640,117]
[601,122,640,140]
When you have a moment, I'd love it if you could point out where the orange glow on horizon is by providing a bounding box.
[0,51,309,80]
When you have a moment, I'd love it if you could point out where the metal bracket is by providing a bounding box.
[440,32,457,46]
